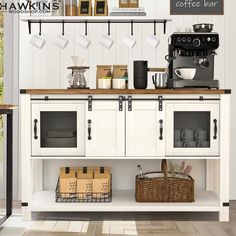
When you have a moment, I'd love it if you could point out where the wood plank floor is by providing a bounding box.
[0,201,236,236]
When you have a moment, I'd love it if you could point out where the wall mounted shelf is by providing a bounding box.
[20,16,172,35]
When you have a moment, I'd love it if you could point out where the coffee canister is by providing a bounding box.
[133,61,148,89]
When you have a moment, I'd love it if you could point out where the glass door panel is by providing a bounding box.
[40,111,77,148]
[174,112,210,148]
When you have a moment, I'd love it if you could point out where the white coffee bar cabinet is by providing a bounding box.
[20,89,231,222]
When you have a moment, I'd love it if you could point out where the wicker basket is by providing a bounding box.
[135,159,194,202]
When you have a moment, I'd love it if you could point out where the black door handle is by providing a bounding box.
[213,119,217,140]
[34,119,38,140]
[159,119,163,140]
[88,119,92,140]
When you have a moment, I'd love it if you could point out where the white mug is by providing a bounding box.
[175,68,196,80]
[30,34,46,49]
[76,35,91,49]
[112,79,126,89]
[146,35,160,49]
[54,35,69,49]
[122,35,136,48]
[98,79,112,89]
[99,35,114,49]
[195,129,208,142]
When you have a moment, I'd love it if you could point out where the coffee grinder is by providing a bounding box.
[166,32,220,89]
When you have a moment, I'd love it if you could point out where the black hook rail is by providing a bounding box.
[24,18,171,36]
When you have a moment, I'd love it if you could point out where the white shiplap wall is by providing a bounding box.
[19,0,226,90]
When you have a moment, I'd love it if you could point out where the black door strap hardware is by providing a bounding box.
[88,96,93,111]
[128,96,132,111]
[119,96,124,111]
[158,96,163,111]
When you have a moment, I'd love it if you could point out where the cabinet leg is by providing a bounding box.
[22,207,32,222]
[219,207,229,222]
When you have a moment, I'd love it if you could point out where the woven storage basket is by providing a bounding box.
[135,159,194,202]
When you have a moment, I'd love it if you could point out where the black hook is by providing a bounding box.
[154,21,156,36]
[28,20,31,35]
[39,21,42,36]
[108,21,111,36]
[62,21,65,36]
[85,21,88,36]
[163,20,167,34]
[131,21,134,36]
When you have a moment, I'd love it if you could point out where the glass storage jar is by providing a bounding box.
[66,0,77,16]
[52,0,64,16]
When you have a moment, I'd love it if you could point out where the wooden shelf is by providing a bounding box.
[30,190,220,212]
[21,89,231,95]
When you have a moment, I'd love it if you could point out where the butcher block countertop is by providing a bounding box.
[0,104,17,114]
[0,105,17,110]
[20,89,231,95]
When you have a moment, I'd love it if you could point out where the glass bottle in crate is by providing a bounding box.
[119,0,129,8]
[52,0,64,16]
[129,0,139,8]
[66,0,77,16]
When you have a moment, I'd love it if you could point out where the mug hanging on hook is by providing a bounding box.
[77,35,91,49]
[146,21,160,49]
[122,21,136,48]
[99,35,114,49]
[54,35,69,49]
[30,34,46,49]
[76,21,91,49]
[99,21,113,49]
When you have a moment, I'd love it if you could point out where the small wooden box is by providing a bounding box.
[94,0,108,16]
[78,0,92,16]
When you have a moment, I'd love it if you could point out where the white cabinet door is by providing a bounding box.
[32,103,85,156]
[86,101,125,156]
[165,101,220,156]
[126,101,165,157]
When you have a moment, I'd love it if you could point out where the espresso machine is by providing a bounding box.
[166,32,220,89]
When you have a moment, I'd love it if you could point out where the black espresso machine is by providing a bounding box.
[166,32,220,89]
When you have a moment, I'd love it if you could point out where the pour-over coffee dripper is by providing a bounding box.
[67,56,90,89]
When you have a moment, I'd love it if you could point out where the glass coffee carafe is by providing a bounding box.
[67,66,90,89]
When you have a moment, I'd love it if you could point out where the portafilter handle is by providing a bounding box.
[195,57,210,68]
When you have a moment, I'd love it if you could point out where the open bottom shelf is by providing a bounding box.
[30,190,220,212]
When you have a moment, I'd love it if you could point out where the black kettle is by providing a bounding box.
[133,61,148,89]
[133,61,164,89]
